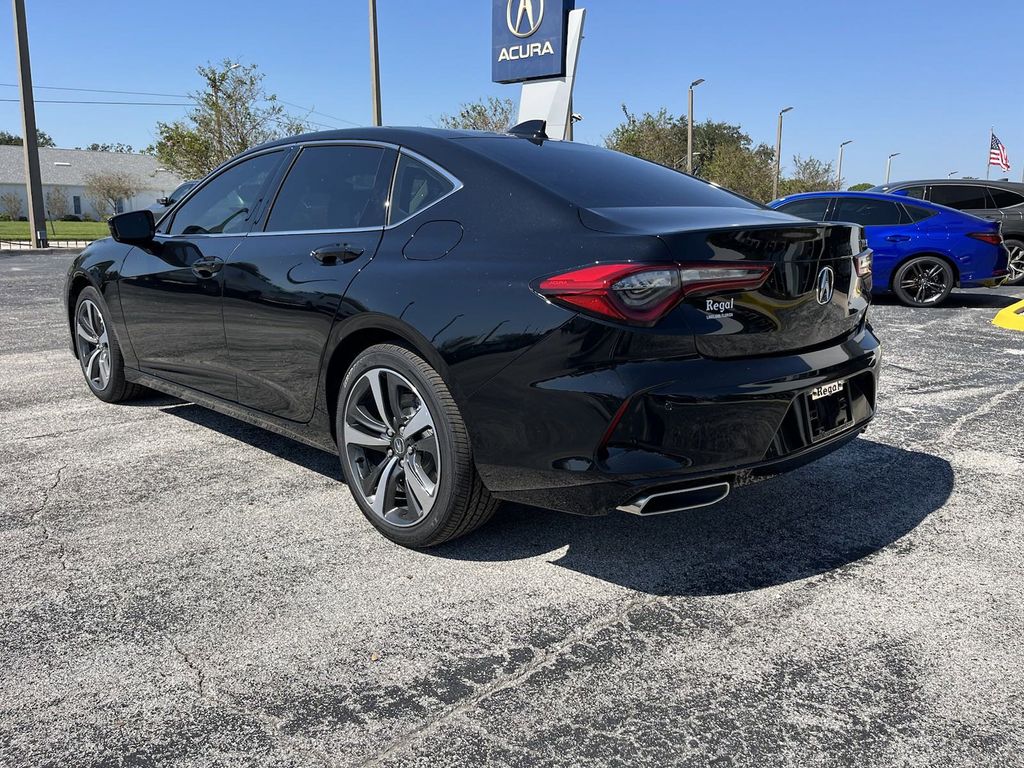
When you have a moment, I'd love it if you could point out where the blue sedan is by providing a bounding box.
[769,191,1009,306]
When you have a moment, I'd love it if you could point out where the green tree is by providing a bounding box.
[84,171,140,219]
[704,142,776,202]
[0,128,55,147]
[150,60,308,179]
[848,183,874,191]
[83,142,134,153]
[780,155,835,196]
[438,96,516,132]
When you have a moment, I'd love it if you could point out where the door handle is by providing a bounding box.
[191,256,224,278]
[312,244,365,265]
[885,235,911,242]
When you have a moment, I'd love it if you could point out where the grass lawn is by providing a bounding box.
[0,220,110,241]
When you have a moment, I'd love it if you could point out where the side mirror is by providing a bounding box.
[108,209,155,244]
[156,196,170,206]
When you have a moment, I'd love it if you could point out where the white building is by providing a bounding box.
[0,145,184,220]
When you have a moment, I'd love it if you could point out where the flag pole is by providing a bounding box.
[987,127,992,180]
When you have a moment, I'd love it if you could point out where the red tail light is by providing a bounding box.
[968,232,1003,246]
[535,262,773,325]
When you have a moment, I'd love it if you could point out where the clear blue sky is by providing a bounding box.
[0,0,1021,186]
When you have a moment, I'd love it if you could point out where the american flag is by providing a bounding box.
[990,132,1011,172]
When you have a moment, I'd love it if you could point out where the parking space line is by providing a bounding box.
[993,299,1024,332]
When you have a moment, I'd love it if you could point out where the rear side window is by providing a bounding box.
[265,145,393,232]
[459,137,757,209]
[833,198,905,226]
[904,204,937,222]
[897,185,927,200]
[389,154,456,225]
[988,188,1024,208]
[777,198,832,221]
[930,185,989,210]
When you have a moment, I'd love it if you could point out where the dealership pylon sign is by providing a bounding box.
[492,0,586,141]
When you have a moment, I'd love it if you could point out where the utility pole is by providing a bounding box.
[11,0,46,248]
[885,152,900,184]
[368,0,382,126]
[687,78,703,174]
[836,139,852,191]
[772,106,793,200]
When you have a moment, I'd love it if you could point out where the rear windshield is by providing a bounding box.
[458,136,758,210]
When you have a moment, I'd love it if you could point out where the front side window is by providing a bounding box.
[265,145,393,232]
[988,188,1024,209]
[389,153,456,225]
[833,197,904,226]
[777,197,832,221]
[168,151,282,236]
[929,184,989,210]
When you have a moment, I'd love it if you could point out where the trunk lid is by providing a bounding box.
[581,206,869,358]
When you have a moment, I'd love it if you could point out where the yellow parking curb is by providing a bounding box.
[993,299,1024,331]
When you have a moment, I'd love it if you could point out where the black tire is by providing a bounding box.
[336,343,498,548]
[1003,238,1024,286]
[891,256,955,307]
[73,286,144,403]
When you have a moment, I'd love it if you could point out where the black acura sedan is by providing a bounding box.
[64,124,880,547]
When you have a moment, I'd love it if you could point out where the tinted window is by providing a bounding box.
[266,145,393,232]
[897,185,926,200]
[777,198,831,221]
[904,204,937,222]
[988,188,1024,208]
[833,198,904,226]
[389,153,455,224]
[169,182,195,203]
[460,137,757,209]
[929,184,989,210]
[169,152,282,236]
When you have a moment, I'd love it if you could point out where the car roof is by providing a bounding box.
[239,126,505,156]
[872,178,1024,192]
[774,190,928,205]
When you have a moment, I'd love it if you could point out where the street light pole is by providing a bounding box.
[368,0,382,126]
[10,0,46,248]
[885,152,901,184]
[836,139,853,191]
[687,78,704,174]
[773,106,793,200]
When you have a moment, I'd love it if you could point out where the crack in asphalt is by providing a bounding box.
[358,592,656,766]
[167,636,207,698]
[937,379,1024,445]
[27,462,70,571]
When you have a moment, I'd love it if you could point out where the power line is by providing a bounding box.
[0,82,189,99]
[0,98,192,106]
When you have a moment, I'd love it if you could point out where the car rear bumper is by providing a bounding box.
[470,324,880,516]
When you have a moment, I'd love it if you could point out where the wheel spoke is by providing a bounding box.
[85,346,103,382]
[76,321,98,345]
[386,372,405,426]
[368,371,391,426]
[370,456,400,517]
[344,422,389,449]
[401,404,432,439]
[405,459,435,514]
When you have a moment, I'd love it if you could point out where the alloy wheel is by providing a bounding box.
[76,298,111,390]
[342,367,441,528]
[898,258,950,305]
[1006,243,1024,284]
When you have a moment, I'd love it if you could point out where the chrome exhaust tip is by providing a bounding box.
[617,481,731,516]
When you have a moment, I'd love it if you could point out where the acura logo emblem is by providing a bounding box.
[816,266,835,305]
[507,0,544,38]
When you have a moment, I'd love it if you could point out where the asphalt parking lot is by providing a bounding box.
[2,249,1023,767]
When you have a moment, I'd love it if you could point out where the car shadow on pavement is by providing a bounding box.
[873,292,1022,309]
[158,402,343,480]
[435,439,953,597]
